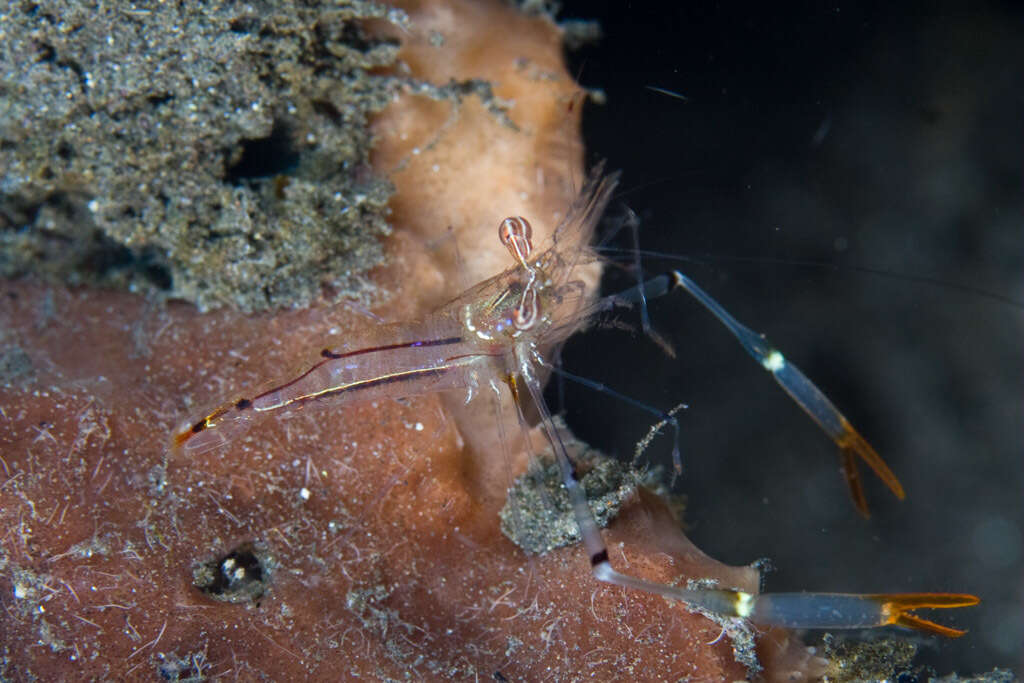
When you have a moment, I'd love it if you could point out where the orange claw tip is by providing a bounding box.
[893,613,969,638]
[873,593,981,609]
[836,418,906,516]
[840,448,871,519]
[874,593,981,638]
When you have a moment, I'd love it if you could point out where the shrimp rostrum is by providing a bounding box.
[173,166,978,638]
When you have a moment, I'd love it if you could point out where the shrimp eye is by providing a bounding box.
[499,216,533,244]
[513,287,539,330]
[499,216,533,265]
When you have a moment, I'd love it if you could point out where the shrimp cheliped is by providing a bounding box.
[173,168,977,637]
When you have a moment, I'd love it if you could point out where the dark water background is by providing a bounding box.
[555,1,1023,676]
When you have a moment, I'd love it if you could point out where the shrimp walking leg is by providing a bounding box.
[517,347,976,636]
[605,268,905,517]
[539,360,684,476]
[667,270,905,517]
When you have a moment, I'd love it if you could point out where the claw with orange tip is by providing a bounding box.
[837,418,906,518]
[667,270,909,518]
[745,591,979,636]
[873,593,981,638]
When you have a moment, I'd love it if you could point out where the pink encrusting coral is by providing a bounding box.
[0,0,821,679]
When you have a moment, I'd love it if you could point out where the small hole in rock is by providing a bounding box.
[192,543,271,604]
[225,122,299,184]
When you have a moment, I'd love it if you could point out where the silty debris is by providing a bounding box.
[1,1,405,311]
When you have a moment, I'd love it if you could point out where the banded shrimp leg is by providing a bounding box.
[587,266,907,518]
[518,354,978,636]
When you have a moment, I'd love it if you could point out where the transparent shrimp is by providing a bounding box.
[172,167,977,637]
[172,165,617,459]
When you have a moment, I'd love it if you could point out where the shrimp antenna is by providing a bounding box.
[595,245,1024,313]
